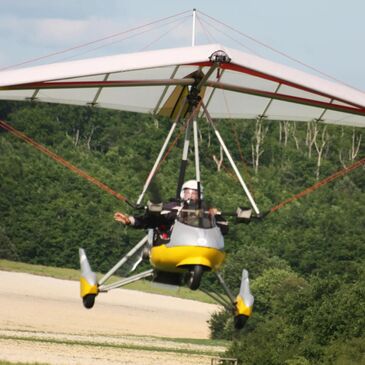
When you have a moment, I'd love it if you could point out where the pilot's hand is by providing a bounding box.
[114,212,131,225]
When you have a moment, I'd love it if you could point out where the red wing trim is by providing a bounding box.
[190,61,364,110]
[206,80,365,116]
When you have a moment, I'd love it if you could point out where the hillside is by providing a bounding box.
[0,101,364,364]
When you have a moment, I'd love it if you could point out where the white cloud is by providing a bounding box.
[0,15,139,66]
[0,13,193,62]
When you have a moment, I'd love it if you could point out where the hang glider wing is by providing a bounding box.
[0,43,364,127]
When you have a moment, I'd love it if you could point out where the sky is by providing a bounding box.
[0,0,364,91]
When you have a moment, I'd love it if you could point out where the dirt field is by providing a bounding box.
[0,270,225,364]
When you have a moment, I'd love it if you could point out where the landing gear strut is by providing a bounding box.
[200,269,254,330]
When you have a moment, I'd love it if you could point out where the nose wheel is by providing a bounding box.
[186,265,204,290]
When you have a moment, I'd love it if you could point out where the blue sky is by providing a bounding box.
[1,0,364,90]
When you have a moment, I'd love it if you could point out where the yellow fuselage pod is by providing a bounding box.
[150,244,225,272]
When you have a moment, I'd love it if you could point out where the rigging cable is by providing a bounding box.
[196,14,217,44]
[220,88,256,195]
[0,10,191,71]
[0,120,135,208]
[270,157,365,213]
[198,16,260,56]
[198,10,362,92]
[1,119,364,213]
[139,15,191,52]
[60,14,192,62]
[0,116,191,208]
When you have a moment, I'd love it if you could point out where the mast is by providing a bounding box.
[192,8,196,47]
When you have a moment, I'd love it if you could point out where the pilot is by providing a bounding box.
[114,180,229,238]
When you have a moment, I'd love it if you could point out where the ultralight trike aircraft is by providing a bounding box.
[78,70,259,329]
[0,9,364,330]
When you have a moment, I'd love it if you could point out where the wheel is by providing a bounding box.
[187,265,204,290]
[82,294,96,309]
[234,314,248,330]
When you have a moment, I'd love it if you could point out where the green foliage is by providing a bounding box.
[208,309,232,340]
[0,101,364,364]
[285,357,311,365]
[322,337,365,365]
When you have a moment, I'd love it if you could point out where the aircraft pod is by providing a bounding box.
[151,209,225,268]
[149,208,225,288]
[79,206,254,328]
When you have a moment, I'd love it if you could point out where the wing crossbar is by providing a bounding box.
[4,78,194,90]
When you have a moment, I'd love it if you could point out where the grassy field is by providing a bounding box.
[0,259,217,303]
[0,334,226,356]
[0,328,230,365]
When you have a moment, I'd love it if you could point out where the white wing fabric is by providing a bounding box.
[0,44,364,127]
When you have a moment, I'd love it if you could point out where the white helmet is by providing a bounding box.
[180,179,204,200]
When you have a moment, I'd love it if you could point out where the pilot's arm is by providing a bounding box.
[114,203,178,229]
[115,211,150,228]
[114,211,156,228]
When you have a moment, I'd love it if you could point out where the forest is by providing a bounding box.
[0,100,364,364]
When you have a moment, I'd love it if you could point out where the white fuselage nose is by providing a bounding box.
[168,220,224,250]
